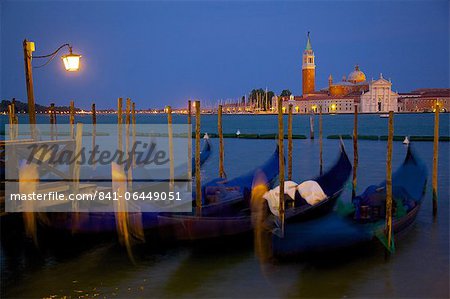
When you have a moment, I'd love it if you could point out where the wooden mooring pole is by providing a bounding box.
[218,105,225,178]
[92,103,97,125]
[278,97,285,237]
[132,102,136,168]
[23,40,36,139]
[167,106,174,192]
[195,101,202,216]
[352,104,358,199]
[50,103,56,140]
[8,104,16,140]
[92,103,97,169]
[73,123,83,194]
[288,104,293,181]
[126,98,131,129]
[319,105,323,176]
[132,102,136,127]
[117,98,123,152]
[49,103,55,124]
[187,100,192,191]
[385,111,394,254]
[309,113,314,139]
[8,101,15,124]
[432,101,440,217]
[8,104,13,138]
[70,100,75,139]
[125,98,132,190]
[11,99,17,125]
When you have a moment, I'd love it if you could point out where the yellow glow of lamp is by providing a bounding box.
[331,103,337,110]
[61,47,82,71]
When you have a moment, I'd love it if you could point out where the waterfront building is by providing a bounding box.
[274,33,400,114]
[360,75,398,112]
[398,88,450,112]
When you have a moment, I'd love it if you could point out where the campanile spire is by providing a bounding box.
[302,32,316,95]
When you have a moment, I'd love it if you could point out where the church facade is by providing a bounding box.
[360,76,398,112]
[275,33,399,114]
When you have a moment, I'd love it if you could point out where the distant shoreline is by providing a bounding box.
[1,111,447,116]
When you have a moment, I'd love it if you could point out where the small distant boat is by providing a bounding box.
[236,129,241,136]
[379,114,389,118]
[263,147,427,257]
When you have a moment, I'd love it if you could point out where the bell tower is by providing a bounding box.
[302,32,315,95]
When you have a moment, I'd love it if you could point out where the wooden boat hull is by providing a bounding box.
[285,190,343,222]
[272,203,421,256]
[158,144,351,241]
[38,140,212,234]
[269,147,427,257]
[157,146,281,240]
[158,214,252,240]
[41,211,156,234]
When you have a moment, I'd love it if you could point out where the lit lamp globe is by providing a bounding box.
[61,49,82,71]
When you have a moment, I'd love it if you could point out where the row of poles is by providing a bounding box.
[7,98,442,245]
[276,100,319,237]
[275,98,441,252]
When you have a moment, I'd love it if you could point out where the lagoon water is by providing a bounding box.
[1,113,449,298]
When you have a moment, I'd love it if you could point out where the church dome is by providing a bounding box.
[347,65,366,83]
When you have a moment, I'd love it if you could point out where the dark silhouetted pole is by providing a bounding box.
[278,97,285,237]
[195,101,201,215]
[432,101,440,216]
[23,40,36,138]
[385,111,394,254]
[117,98,123,153]
[319,105,323,176]
[288,104,293,180]
[70,101,75,138]
[352,104,358,199]
[218,105,225,178]
[92,103,97,125]
[167,106,174,191]
[187,100,192,192]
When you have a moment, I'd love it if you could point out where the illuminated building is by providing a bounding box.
[274,33,400,114]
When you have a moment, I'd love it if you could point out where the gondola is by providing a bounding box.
[282,142,352,222]
[157,143,351,240]
[39,139,212,233]
[157,145,281,240]
[264,146,427,257]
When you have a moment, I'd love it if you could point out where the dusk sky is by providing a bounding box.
[1,1,448,109]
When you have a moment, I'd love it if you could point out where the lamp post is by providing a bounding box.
[23,39,81,131]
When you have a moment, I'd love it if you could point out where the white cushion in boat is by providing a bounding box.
[263,180,327,216]
[263,181,298,216]
[297,180,327,205]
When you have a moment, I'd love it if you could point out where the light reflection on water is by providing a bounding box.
[1,114,449,298]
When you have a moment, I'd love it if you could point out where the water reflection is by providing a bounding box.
[1,137,449,298]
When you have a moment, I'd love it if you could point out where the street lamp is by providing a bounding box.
[61,47,82,72]
[23,39,82,128]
